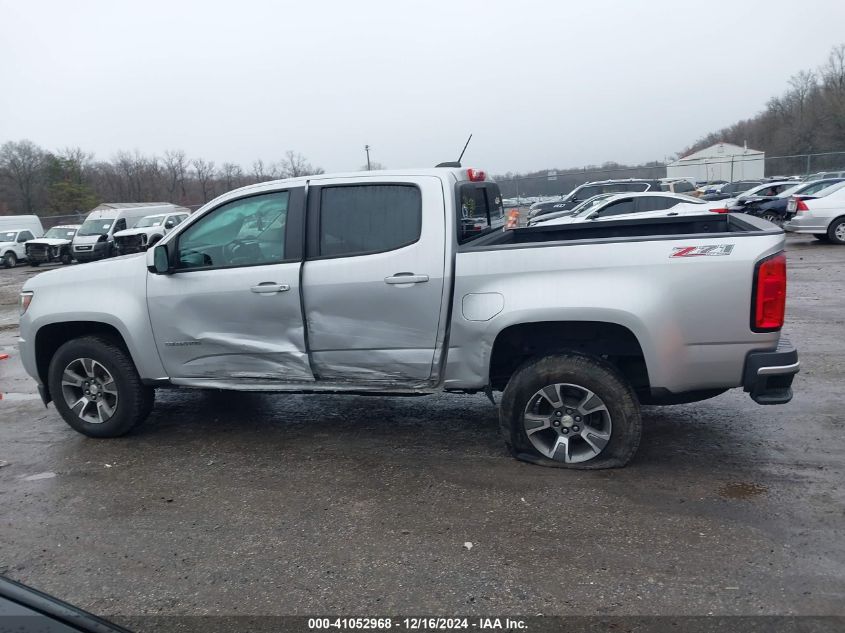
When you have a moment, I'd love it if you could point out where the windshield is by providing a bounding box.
[43,227,77,239]
[78,219,113,236]
[570,193,616,217]
[134,215,165,228]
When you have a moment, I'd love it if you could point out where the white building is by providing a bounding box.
[667,142,764,182]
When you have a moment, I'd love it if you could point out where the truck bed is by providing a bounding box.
[467,213,778,249]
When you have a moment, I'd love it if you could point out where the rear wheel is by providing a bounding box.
[827,218,845,245]
[47,336,155,437]
[762,212,782,226]
[3,252,16,268]
[500,353,641,469]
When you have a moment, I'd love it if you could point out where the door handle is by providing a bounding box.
[250,282,290,294]
[384,273,429,285]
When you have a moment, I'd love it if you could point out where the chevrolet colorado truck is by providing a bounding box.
[17,167,799,469]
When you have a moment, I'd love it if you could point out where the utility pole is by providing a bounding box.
[364,145,371,171]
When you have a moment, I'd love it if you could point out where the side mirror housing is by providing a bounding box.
[151,244,172,274]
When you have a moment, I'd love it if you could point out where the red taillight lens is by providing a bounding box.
[753,253,786,331]
[505,209,519,229]
[795,198,809,213]
[467,168,486,182]
[709,207,729,214]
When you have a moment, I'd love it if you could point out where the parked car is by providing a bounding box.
[25,224,80,266]
[72,203,189,262]
[0,226,43,268]
[699,180,761,201]
[531,192,725,227]
[18,166,798,469]
[660,179,700,197]
[784,184,845,244]
[725,181,799,213]
[114,211,190,254]
[803,170,845,182]
[527,179,664,219]
[744,179,845,225]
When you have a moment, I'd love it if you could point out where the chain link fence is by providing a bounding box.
[495,150,845,202]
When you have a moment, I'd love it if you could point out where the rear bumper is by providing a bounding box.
[742,336,799,404]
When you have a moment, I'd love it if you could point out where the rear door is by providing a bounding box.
[302,176,446,384]
[147,188,312,382]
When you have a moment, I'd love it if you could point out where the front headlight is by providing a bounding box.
[20,291,33,316]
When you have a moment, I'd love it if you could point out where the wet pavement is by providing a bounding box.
[0,235,843,620]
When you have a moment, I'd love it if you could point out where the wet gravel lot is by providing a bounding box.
[0,234,843,624]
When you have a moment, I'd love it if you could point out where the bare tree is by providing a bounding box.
[192,158,216,202]
[278,150,324,178]
[219,162,243,191]
[0,139,46,213]
[360,161,387,171]
[163,150,188,202]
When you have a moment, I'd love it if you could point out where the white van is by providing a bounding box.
[72,203,189,263]
[0,215,45,268]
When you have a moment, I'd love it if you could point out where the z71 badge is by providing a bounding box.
[670,244,735,258]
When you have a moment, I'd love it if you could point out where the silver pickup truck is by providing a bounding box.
[17,167,799,469]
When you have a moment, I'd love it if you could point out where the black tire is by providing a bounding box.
[827,217,845,245]
[60,251,72,265]
[761,212,782,226]
[29,261,40,267]
[500,353,641,469]
[147,234,163,248]
[47,335,154,438]
[3,252,16,268]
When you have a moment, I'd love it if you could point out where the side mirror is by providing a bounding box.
[152,244,172,274]
[164,220,175,229]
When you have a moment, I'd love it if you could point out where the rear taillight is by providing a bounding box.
[795,198,809,213]
[709,207,729,214]
[505,209,519,230]
[752,252,786,331]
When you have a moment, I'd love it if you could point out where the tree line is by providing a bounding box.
[680,43,845,166]
[0,144,325,216]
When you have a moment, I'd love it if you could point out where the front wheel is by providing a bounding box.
[827,218,845,245]
[3,252,16,268]
[60,251,72,265]
[47,335,155,437]
[500,353,641,469]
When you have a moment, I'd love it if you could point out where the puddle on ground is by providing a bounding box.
[718,482,768,499]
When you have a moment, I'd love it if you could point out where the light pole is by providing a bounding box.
[364,145,371,171]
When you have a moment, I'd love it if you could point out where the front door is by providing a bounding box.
[302,177,446,384]
[147,188,313,382]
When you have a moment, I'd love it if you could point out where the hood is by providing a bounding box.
[26,238,71,247]
[114,226,161,239]
[23,251,146,292]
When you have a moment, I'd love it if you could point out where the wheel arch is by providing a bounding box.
[488,320,651,394]
[34,321,132,403]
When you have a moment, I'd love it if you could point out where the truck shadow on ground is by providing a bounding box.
[115,389,771,471]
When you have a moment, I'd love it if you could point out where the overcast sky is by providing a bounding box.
[2,0,844,174]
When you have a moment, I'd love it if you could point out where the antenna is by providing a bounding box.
[457,133,472,164]
[435,134,473,168]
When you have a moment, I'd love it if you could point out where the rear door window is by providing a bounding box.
[634,196,678,212]
[320,184,422,257]
[458,182,504,243]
